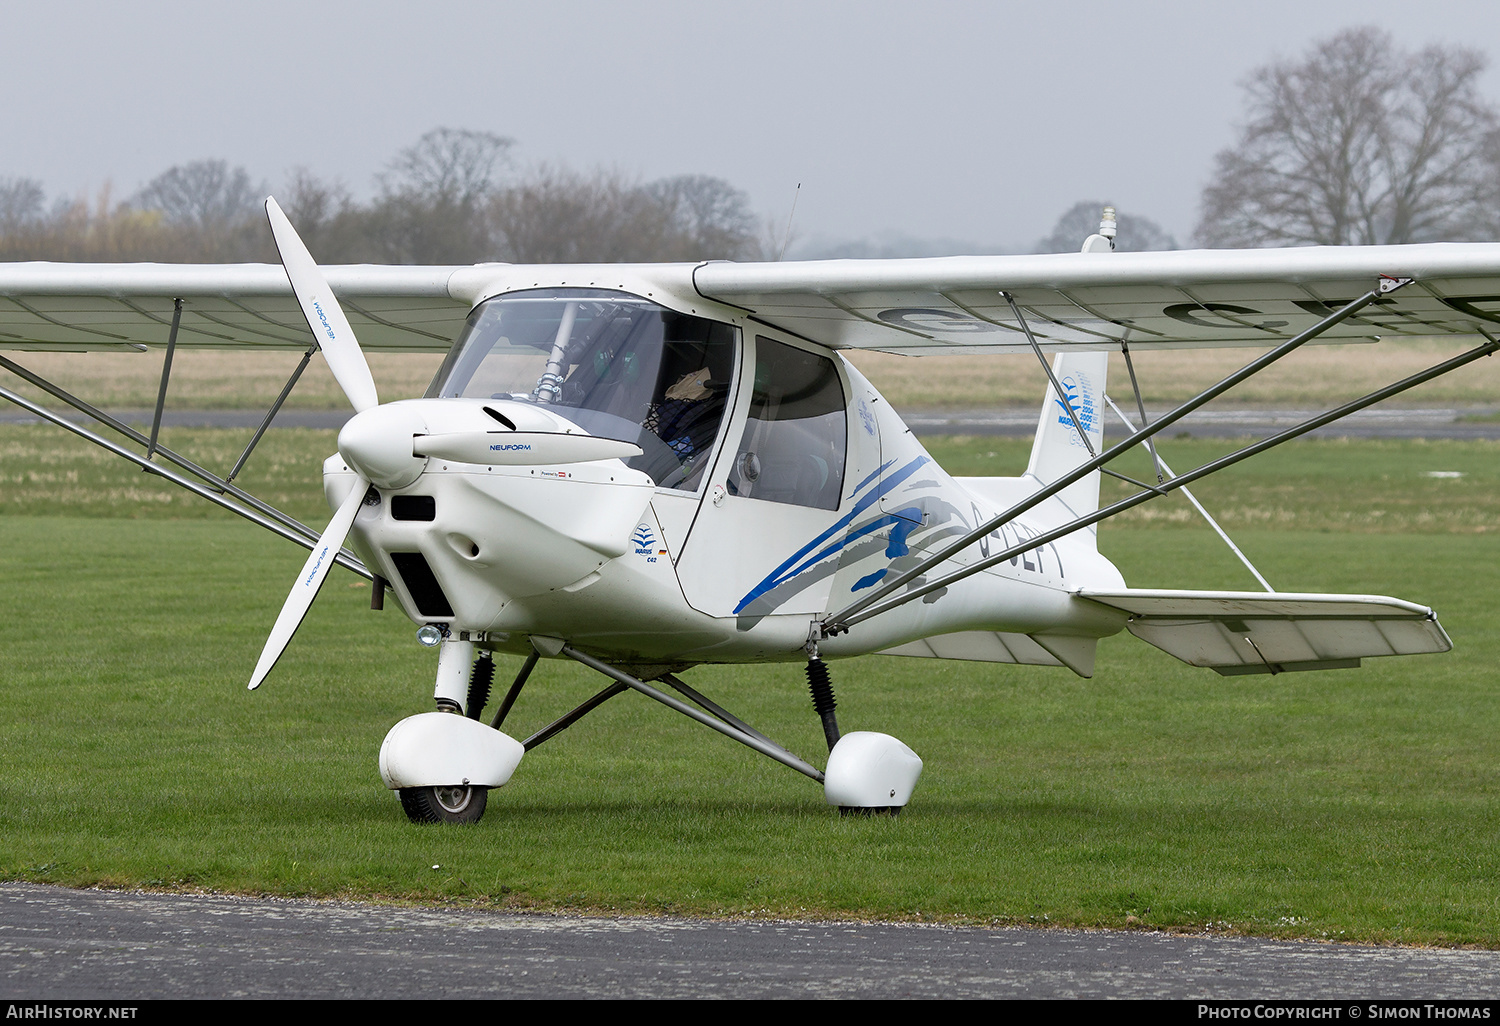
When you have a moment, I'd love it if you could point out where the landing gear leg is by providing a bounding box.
[382,636,524,826]
[808,640,923,816]
[805,646,841,753]
[433,637,474,714]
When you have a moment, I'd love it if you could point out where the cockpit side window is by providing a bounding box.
[425,288,736,492]
[725,337,847,510]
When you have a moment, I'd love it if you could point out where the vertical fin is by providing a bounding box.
[1025,351,1108,521]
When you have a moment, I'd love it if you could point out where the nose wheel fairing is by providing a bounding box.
[379,711,525,791]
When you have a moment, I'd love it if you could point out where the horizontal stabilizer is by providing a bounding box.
[881,630,1097,677]
[1077,589,1451,675]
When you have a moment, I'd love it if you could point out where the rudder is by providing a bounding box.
[1025,351,1108,520]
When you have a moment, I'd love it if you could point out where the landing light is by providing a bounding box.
[416,625,444,647]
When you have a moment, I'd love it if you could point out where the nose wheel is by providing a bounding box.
[398,784,489,824]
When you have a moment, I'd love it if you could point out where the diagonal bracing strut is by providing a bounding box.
[226,345,318,483]
[0,382,371,578]
[1119,340,1165,484]
[820,280,1407,635]
[561,645,825,782]
[1104,394,1275,592]
[823,331,1499,633]
[145,298,184,463]
[1004,291,1096,456]
[0,354,328,547]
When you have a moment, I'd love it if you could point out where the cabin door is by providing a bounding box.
[675,334,876,625]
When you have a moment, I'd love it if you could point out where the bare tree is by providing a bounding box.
[280,167,348,236]
[491,165,657,263]
[0,181,194,262]
[0,127,769,265]
[1197,28,1500,247]
[129,159,267,260]
[132,160,261,229]
[379,127,513,206]
[370,128,514,263]
[646,174,761,260]
[1478,126,1500,240]
[1036,201,1178,253]
[0,178,45,236]
[276,167,378,263]
[493,166,761,263]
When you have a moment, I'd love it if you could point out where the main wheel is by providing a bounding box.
[398,785,489,825]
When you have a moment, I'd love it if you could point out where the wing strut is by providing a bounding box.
[0,353,333,549]
[1119,340,1165,484]
[1004,291,1095,455]
[821,280,1405,635]
[226,344,317,483]
[824,332,1496,633]
[0,382,370,578]
[1104,394,1275,593]
[145,298,183,462]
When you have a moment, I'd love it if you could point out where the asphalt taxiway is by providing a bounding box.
[2,883,1497,1000]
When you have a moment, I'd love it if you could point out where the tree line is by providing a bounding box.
[0,128,765,264]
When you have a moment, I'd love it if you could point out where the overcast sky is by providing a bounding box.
[4,0,1499,254]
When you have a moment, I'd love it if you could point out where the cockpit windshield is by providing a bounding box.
[426,288,737,491]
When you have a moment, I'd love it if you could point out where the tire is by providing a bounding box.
[398,785,489,825]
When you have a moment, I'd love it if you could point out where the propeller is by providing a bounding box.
[264,197,379,414]
[247,476,368,690]
[249,198,645,689]
[248,198,379,689]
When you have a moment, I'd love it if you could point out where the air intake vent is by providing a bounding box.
[391,495,436,521]
[389,552,454,617]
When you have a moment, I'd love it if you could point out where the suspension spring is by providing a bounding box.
[806,656,841,753]
[466,653,495,721]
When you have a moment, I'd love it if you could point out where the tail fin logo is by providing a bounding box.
[1054,373,1097,446]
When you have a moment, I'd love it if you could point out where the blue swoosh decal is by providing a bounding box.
[849,458,893,497]
[732,456,930,614]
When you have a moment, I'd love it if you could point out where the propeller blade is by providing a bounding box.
[248,475,369,690]
[265,197,380,414]
[413,431,643,466]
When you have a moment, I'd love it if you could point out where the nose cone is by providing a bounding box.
[338,404,428,489]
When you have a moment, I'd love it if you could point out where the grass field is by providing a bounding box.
[2,422,1500,945]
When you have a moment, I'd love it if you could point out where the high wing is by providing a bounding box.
[5,243,1500,356]
[0,262,472,353]
[691,243,1500,354]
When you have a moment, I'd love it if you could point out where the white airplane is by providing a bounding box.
[1,203,1494,823]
